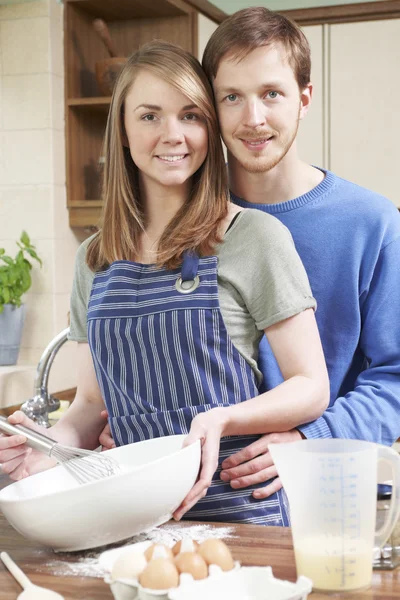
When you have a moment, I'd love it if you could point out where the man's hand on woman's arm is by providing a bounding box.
[220,428,304,499]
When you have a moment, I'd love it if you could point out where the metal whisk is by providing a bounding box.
[0,415,121,484]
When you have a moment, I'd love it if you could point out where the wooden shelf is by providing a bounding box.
[68,97,111,113]
[69,205,102,229]
[68,97,111,106]
[66,0,189,20]
[281,1,400,25]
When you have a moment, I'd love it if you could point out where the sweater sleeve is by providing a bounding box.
[299,236,400,444]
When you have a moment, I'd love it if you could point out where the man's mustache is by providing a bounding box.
[235,131,276,140]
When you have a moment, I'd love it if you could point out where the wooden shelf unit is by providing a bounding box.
[64,0,225,228]
[68,97,112,109]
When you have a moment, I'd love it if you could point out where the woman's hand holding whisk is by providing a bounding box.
[0,411,56,480]
[98,410,116,450]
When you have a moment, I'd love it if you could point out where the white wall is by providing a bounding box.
[0,0,85,401]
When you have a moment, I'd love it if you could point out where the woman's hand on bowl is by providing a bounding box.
[0,411,55,480]
[173,408,228,520]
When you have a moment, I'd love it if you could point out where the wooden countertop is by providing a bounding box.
[0,475,400,599]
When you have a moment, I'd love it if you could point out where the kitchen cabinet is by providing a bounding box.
[64,0,225,229]
[329,18,400,204]
[296,24,324,168]
[284,1,400,207]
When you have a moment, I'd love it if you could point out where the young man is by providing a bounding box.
[202,7,400,500]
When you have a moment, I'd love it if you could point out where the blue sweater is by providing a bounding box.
[232,170,400,444]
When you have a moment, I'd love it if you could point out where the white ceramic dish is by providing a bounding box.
[0,435,200,552]
[169,567,313,600]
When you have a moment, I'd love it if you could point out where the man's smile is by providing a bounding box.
[239,137,274,151]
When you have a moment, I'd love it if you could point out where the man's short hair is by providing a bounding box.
[203,7,311,91]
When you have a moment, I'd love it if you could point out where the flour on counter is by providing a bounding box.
[36,524,236,578]
[123,523,237,547]
[37,557,108,578]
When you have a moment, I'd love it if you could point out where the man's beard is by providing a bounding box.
[237,114,300,175]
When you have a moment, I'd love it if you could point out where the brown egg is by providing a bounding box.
[144,543,174,561]
[172,539,199,555]
[174,552,208,580]
[139,557,179,590]
[198,539,234,571]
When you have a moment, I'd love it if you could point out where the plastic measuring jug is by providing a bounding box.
[269,439,400,592]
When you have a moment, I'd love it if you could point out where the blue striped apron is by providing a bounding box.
[87,252,289,526]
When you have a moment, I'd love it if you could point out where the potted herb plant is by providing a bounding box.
[0,231,42,365]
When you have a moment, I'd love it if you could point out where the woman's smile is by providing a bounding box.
[156,153,189,164]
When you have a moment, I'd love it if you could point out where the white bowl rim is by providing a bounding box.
[0,436,200,505]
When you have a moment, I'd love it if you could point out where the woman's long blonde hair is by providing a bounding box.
[87,40,229,271]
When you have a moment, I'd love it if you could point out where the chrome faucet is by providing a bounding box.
[21,327,70,428]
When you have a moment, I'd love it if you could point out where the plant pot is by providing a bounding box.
[0,304,25,366]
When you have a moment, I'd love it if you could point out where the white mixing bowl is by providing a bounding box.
[0,435,200,552]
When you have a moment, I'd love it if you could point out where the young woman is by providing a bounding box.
[0,41,329,526]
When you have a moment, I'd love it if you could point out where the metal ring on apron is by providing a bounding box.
[175,275,200,294]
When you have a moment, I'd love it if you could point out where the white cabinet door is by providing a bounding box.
[297,25,325,169]
[330,19,400,206]
[197,13,218,61]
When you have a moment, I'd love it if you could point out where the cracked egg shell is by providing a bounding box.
[144,543,174,561]
[172,539,199,555]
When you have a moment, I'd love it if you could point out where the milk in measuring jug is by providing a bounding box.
[294,536,373,591]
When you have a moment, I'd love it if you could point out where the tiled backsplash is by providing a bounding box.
[0,1,88,403]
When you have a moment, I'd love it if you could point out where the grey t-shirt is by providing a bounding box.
[69,209,316,382]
